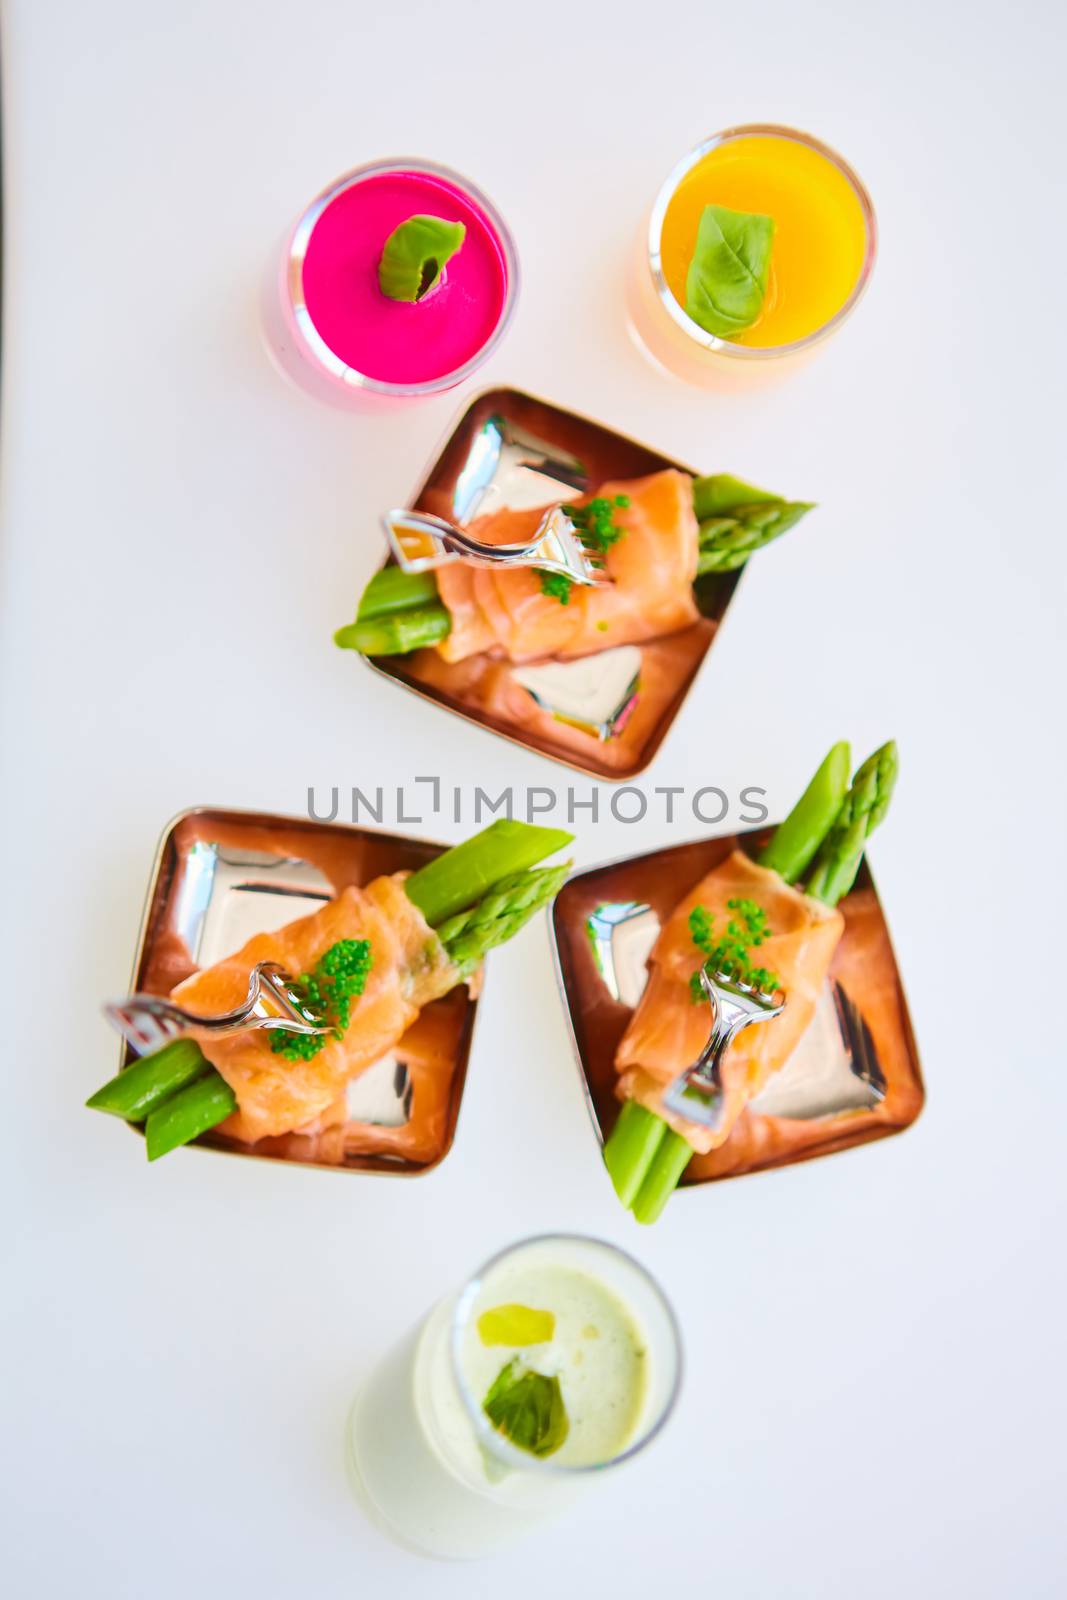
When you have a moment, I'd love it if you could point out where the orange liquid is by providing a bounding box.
[660,134,869,349]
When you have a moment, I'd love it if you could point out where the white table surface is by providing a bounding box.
[2,3,1065,1595]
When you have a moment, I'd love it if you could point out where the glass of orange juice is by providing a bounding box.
[628,124,876,384]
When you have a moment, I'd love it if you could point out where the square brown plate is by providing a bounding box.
[360,387,742,780]
[118,808,480,1174]
[549,827,924,1186]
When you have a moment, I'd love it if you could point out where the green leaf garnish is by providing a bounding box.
[482,1359,569,1458]
[378,215,466,303]
[540,571,574,605]
[477,1303,556,1346]
[685,204,774,339]
[269,937,372,1061]
[687,898,780,1002]
[540,496,630,605]
[570,497,627,554]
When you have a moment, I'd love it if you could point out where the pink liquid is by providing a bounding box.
[301,170,510,385]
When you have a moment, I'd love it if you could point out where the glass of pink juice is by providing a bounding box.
[264,158,519,408]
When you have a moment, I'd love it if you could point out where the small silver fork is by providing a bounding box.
[382,505,611,588]
[661,966,786,1130]
[103,961,331,1057]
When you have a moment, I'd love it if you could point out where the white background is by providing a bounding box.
[2,2,1065,1595]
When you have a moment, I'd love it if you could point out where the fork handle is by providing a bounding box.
[684,1014,747,1093]
[388,509,557,569]
[661,1015,748,1128]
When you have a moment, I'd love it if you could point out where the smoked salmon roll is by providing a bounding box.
[603,741,899,1223]
[90,821,573,1163]
[435,470,701,664]
[171,873,459,1145]
[615,852,844,1155]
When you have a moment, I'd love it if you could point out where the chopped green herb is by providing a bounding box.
[539,496,631,603]
[270,937,373,1061]
[483,1359,569,1458]
[687,897,780,1002]
[540,570,574,605]
[571,496,627,553]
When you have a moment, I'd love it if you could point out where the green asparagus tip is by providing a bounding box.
[405,819,573,928]
[87,1038,209,1122]
[441,861,571,971]
[758,740,851,885]
[804,739,899,907]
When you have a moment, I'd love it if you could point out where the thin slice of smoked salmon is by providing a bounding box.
[435,470,699,664]
[615,852,844,1154]
[170,873,459,1144]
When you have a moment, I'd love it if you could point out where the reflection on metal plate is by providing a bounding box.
[586,900,661,1006]
[586,899,886,1120]
[174,844,333,968]
[513,646,642,742]
[345,1052,412,1127]
[451,412,588,524]
[750,982,885,1119]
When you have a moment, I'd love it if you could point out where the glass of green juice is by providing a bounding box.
[346,1234,683,1559]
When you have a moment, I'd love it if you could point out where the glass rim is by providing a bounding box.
[285,155,520,397]
[449,1231,684,1477]
[647,122,877,360]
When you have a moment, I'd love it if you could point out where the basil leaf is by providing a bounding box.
[482,1359,569,1458]
[684,204,774,339]
[378,215,466,303]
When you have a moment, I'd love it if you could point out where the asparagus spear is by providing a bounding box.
[805,742,898,906]
[696,502,814,575]
[692,473,814,576]
[85,1038,208,1121]
[604,741,898,1222]
[89,821,573,1159]
[336,474,814,657]
[354,566,442,619]
[603,1099,669,1209]
[630,1130,696,1226]
[333,606,451,657]
[757,741,851,885]
[691,473,781,520]
[435,863,571,974]
[405,820,573,927]
[145,1075,237,1162]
